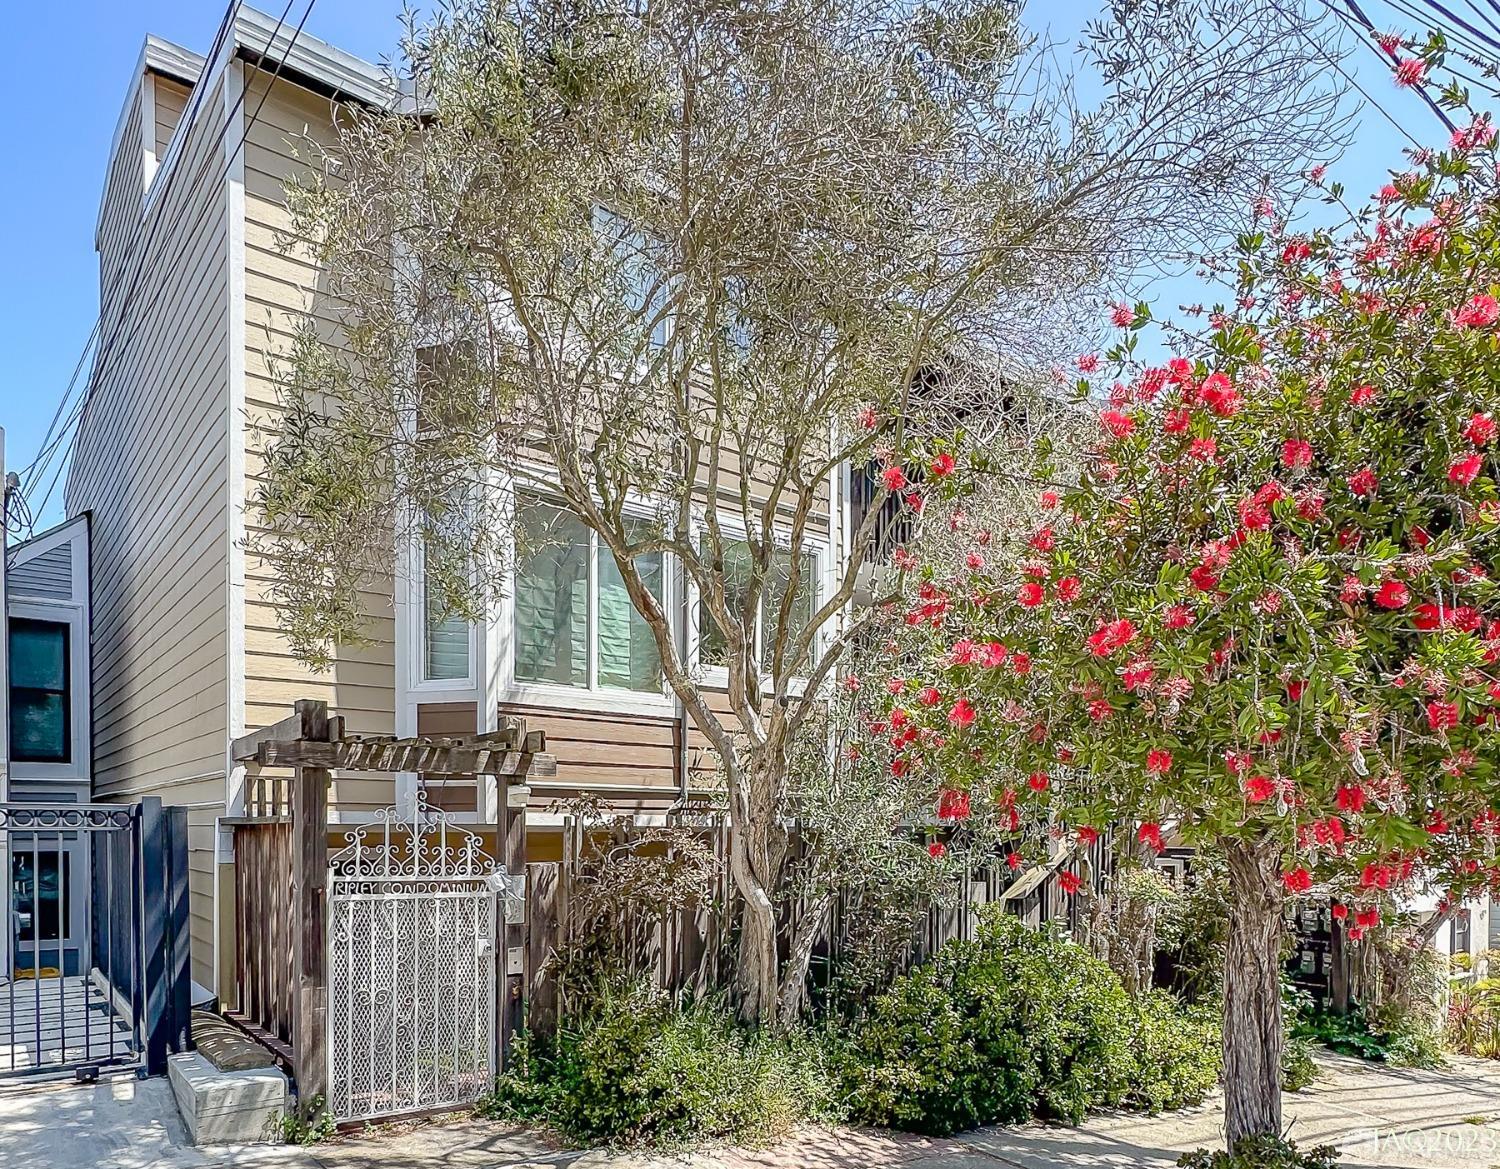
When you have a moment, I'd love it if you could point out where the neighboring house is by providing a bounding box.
[1,436,94,979]
[71,9,848,1006]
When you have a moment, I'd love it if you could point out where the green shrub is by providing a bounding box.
[1178,1136,1342,1168]
[1281,1032,1317,1091]
[482,980,836,1147]
[837,913,1220,1135]
[1127,991,1222,1113]
[1293,1001,1444,1070]
[1448,977,1500,1058]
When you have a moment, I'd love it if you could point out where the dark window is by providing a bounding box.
[9,618,70,763]
[12,851,71,941]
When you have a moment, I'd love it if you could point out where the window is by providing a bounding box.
[698,540,816,671]
[422,561,472,682]
[512,496,665,694]
[594,207,670,349]
[12,852,71,942]
[9,619,69,763]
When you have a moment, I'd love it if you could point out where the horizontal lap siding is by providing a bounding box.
[240,76,396,817]
[66,71,233,989]
[152,75,191,159]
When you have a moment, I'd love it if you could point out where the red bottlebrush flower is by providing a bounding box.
[1350,383,1378,407]
[891,757,909,777]
[1006,852,1023,870]
[1393,57,1427,87]
[1331,903,1349,921]
[856,405,879,430]
[1225,751,1254,776]
[1373,579,1410,609]
[930,451,956,477]
[1164,603,1194,631]
[1258,728,1282,746]
[1347,926,1365,941]
[1466,413,1497,446]
[1076,826,1099,846]
[1414,602,1446,631]
[927,841,947,859]
[1137,822,1164,852]
[904,490,924,513]
[1335,784,1366,813]
[1200,372,1241,416]
[1163,407,1192,434]
[1288,679,1308,702]
[1355,907,1380,928]
[1078,353,1100,373]
[965,550,985,571]
[1086,618,1138,657]
[918,686,942,707]
[1111,302,1134,328]
[1030,526,1055,552]
[1427,699,1460,731]
[1122,659,1156,691]
[1282,439,1314,469]
[880,465,908,492]
[1187,437,1218,462]
[936,788,971,821]
[1456,292,1500,328]
[842,674,861,692]
[1055,576,1082,603]
[1244,775,1275,802]
[1449,453,1483,487]
[1087,699,1114,722]
[1010,651,1032,674]
[1339,575,1365,605]
[1027,771,1050,792]
[1040,489,1060,508]
[1189,564,1221,592]
[1017,581,1045,608]
[981,641,1008,668]
[889,707,909,728]
[948,698,976,728]
[1347,466,1380,497]
[1146,749,1173,774]
[1100,408,1135,438]
[1282,868,1313,893]
[1452,605,1482,632]
[1058,870,1082,895]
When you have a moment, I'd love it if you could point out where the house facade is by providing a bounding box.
[72,9,847,1004]
[1,437,94,980]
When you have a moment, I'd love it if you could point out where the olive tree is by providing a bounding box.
[256,0,1348,1025]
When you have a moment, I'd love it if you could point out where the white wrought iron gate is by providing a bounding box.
[326,800,513,1122]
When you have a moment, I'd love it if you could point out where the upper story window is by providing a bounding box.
[698,541,816,671]
[422,561,472,683]
[594,207,670,350]
[9,618,70,763]
[512,495,665,694]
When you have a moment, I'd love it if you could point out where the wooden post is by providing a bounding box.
[292,699,330,1113]
[525,863,560,1042]
[500,783,529,1070]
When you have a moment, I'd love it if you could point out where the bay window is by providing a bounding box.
[511,495,665,695]
[697,540,817,671]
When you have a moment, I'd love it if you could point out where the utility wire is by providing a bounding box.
[1340,0,1460,133]
[25,0,319,528]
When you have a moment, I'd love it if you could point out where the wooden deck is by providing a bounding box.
[0,975,137,1075]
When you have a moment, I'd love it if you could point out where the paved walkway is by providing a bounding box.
[4,1054,1500,1169]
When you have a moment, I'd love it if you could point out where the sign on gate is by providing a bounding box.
[326,798,519,1123]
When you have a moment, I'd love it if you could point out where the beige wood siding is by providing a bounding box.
[238,73,397,808]
[498,702,683,814]
[95,86,147,303]
[66,71,233,989]
[152,74,192,159]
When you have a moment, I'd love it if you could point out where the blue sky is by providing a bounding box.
[0,0,1458,532]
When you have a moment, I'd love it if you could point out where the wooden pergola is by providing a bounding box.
[227,699,554,1112]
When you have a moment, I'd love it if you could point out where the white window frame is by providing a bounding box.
[686,509,832,694]
[495,470,680,719]
[407,535,480,696]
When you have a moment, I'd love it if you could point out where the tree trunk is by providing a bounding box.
[1329,919,1350,1016]
[1222,837,1286,1150]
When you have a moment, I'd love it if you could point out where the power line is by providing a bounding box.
[1339,0,1460,134]
[25,0,320,528]
[15,0,243,492]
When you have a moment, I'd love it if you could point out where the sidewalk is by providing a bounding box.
[5,1053,1500,1169]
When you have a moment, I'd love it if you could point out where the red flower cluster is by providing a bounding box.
[1086,618,1138,657]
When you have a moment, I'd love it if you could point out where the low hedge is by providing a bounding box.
[835,913,1222,1135]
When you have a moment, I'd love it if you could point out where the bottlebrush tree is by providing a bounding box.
[857,130,1500,1148]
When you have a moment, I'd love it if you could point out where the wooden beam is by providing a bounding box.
[255,740,557,778]
[230,711,307,763]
